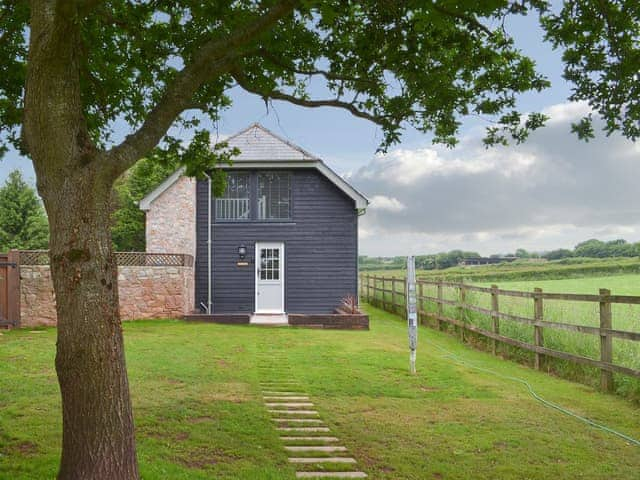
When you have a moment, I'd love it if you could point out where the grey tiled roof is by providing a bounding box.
[224,123,318,161]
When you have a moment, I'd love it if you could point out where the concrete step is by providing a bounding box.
[281,437,339,442]
[277,427,330,432]
[262,391,306,395]
[289,457,356,464]
[261,383,301,386]
[296,473,367,478]
[268,410,318,415]
[265,402,314,408]
[263,396,310,401]
[251,314,289,325]
[273,418,324,424]
[285,446,347,452]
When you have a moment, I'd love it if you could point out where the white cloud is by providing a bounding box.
[357,141,538,187]
[369,195,406,212]
[352,101,640,256]
[542,101,591,124]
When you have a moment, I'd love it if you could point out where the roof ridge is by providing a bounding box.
[223,123,319,160]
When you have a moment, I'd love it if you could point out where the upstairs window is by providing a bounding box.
[258,172,291,220]
[215,172,250,220]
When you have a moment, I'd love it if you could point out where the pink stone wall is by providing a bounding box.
[20,265,194,327]
[20,266,57,327]
[145,175,196,256]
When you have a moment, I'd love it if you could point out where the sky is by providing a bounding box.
[1,10,638,257]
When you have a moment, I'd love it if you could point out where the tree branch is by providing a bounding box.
[257,48,377,87]
[431,4,493,36]
[231,69,386,126]
[105,0,299,179]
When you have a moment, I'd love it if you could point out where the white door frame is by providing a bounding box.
[254,241,285,314]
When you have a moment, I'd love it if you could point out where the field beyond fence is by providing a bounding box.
[360,274,640,400]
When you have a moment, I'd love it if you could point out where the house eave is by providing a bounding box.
[139,166,186,211]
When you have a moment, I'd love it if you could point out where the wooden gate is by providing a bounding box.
[0,251,20,327]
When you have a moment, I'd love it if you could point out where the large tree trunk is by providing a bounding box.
[23,3,139,478]
[42,167,139,480]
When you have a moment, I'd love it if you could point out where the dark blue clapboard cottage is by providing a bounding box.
[140,124,368,323]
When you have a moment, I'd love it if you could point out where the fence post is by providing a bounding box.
[403,278,408,319]
[437,281,444,330]
[372,275,377,306]
[533,287,544,370]
[599,288,614,392]
[363,274,368,302]
[418,281,424,325]
[491,284,499,356]
[458,280,466,342]
[391,277,397,314]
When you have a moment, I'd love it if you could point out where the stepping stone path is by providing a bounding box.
[258,355,367,479]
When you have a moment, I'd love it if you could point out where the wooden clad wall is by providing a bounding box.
[195,169,359,314]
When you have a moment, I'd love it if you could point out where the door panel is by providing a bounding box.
[255,242,284,313]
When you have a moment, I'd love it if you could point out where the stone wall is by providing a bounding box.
[20,264,194,327]
[145,175,196,256]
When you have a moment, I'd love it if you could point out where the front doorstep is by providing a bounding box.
[250,314,289,326]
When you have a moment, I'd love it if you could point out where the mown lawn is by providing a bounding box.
[1,305,639,479]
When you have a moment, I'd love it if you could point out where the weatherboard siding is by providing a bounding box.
[195,169,358,314]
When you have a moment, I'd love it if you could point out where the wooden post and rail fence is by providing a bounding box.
[359,273,640,392]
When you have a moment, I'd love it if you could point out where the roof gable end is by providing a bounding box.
[139,124,368,211]
[223,123,318,162]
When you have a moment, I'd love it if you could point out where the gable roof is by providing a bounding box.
[224,123,319,162]
[140,124,368,211]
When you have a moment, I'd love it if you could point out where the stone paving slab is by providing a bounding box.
[268,410,319,415]
[285,446,347,452]
[296,473,367,479]
[281,437,339,442]
[263,396,310,400]
[262,391,305,395]
[277,427,331,432]
[273,418,325,424]
[289,457,357,464]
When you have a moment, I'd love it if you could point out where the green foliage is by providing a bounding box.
[5,0,638,163]
[111,154,181,251]
[360,250,481,271]
[0,170,48,251]
[542,0,640,140]
[572,238,640,258]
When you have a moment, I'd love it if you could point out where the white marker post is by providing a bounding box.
[406,256,418,374]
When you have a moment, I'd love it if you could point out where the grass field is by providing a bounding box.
[478,273,640,295]
[363,256,640,283]
[2,307,640,479]
[363,272,640,400]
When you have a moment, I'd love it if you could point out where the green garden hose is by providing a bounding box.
[431,342,640,447]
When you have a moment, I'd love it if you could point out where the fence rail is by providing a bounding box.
[19,250,194,267]
[360,274,640,391]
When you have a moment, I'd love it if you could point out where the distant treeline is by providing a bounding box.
[359,238,640,271]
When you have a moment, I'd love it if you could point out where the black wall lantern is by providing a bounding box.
[238,245,247,261]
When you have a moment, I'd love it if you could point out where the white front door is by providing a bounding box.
[255,242,285,313]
